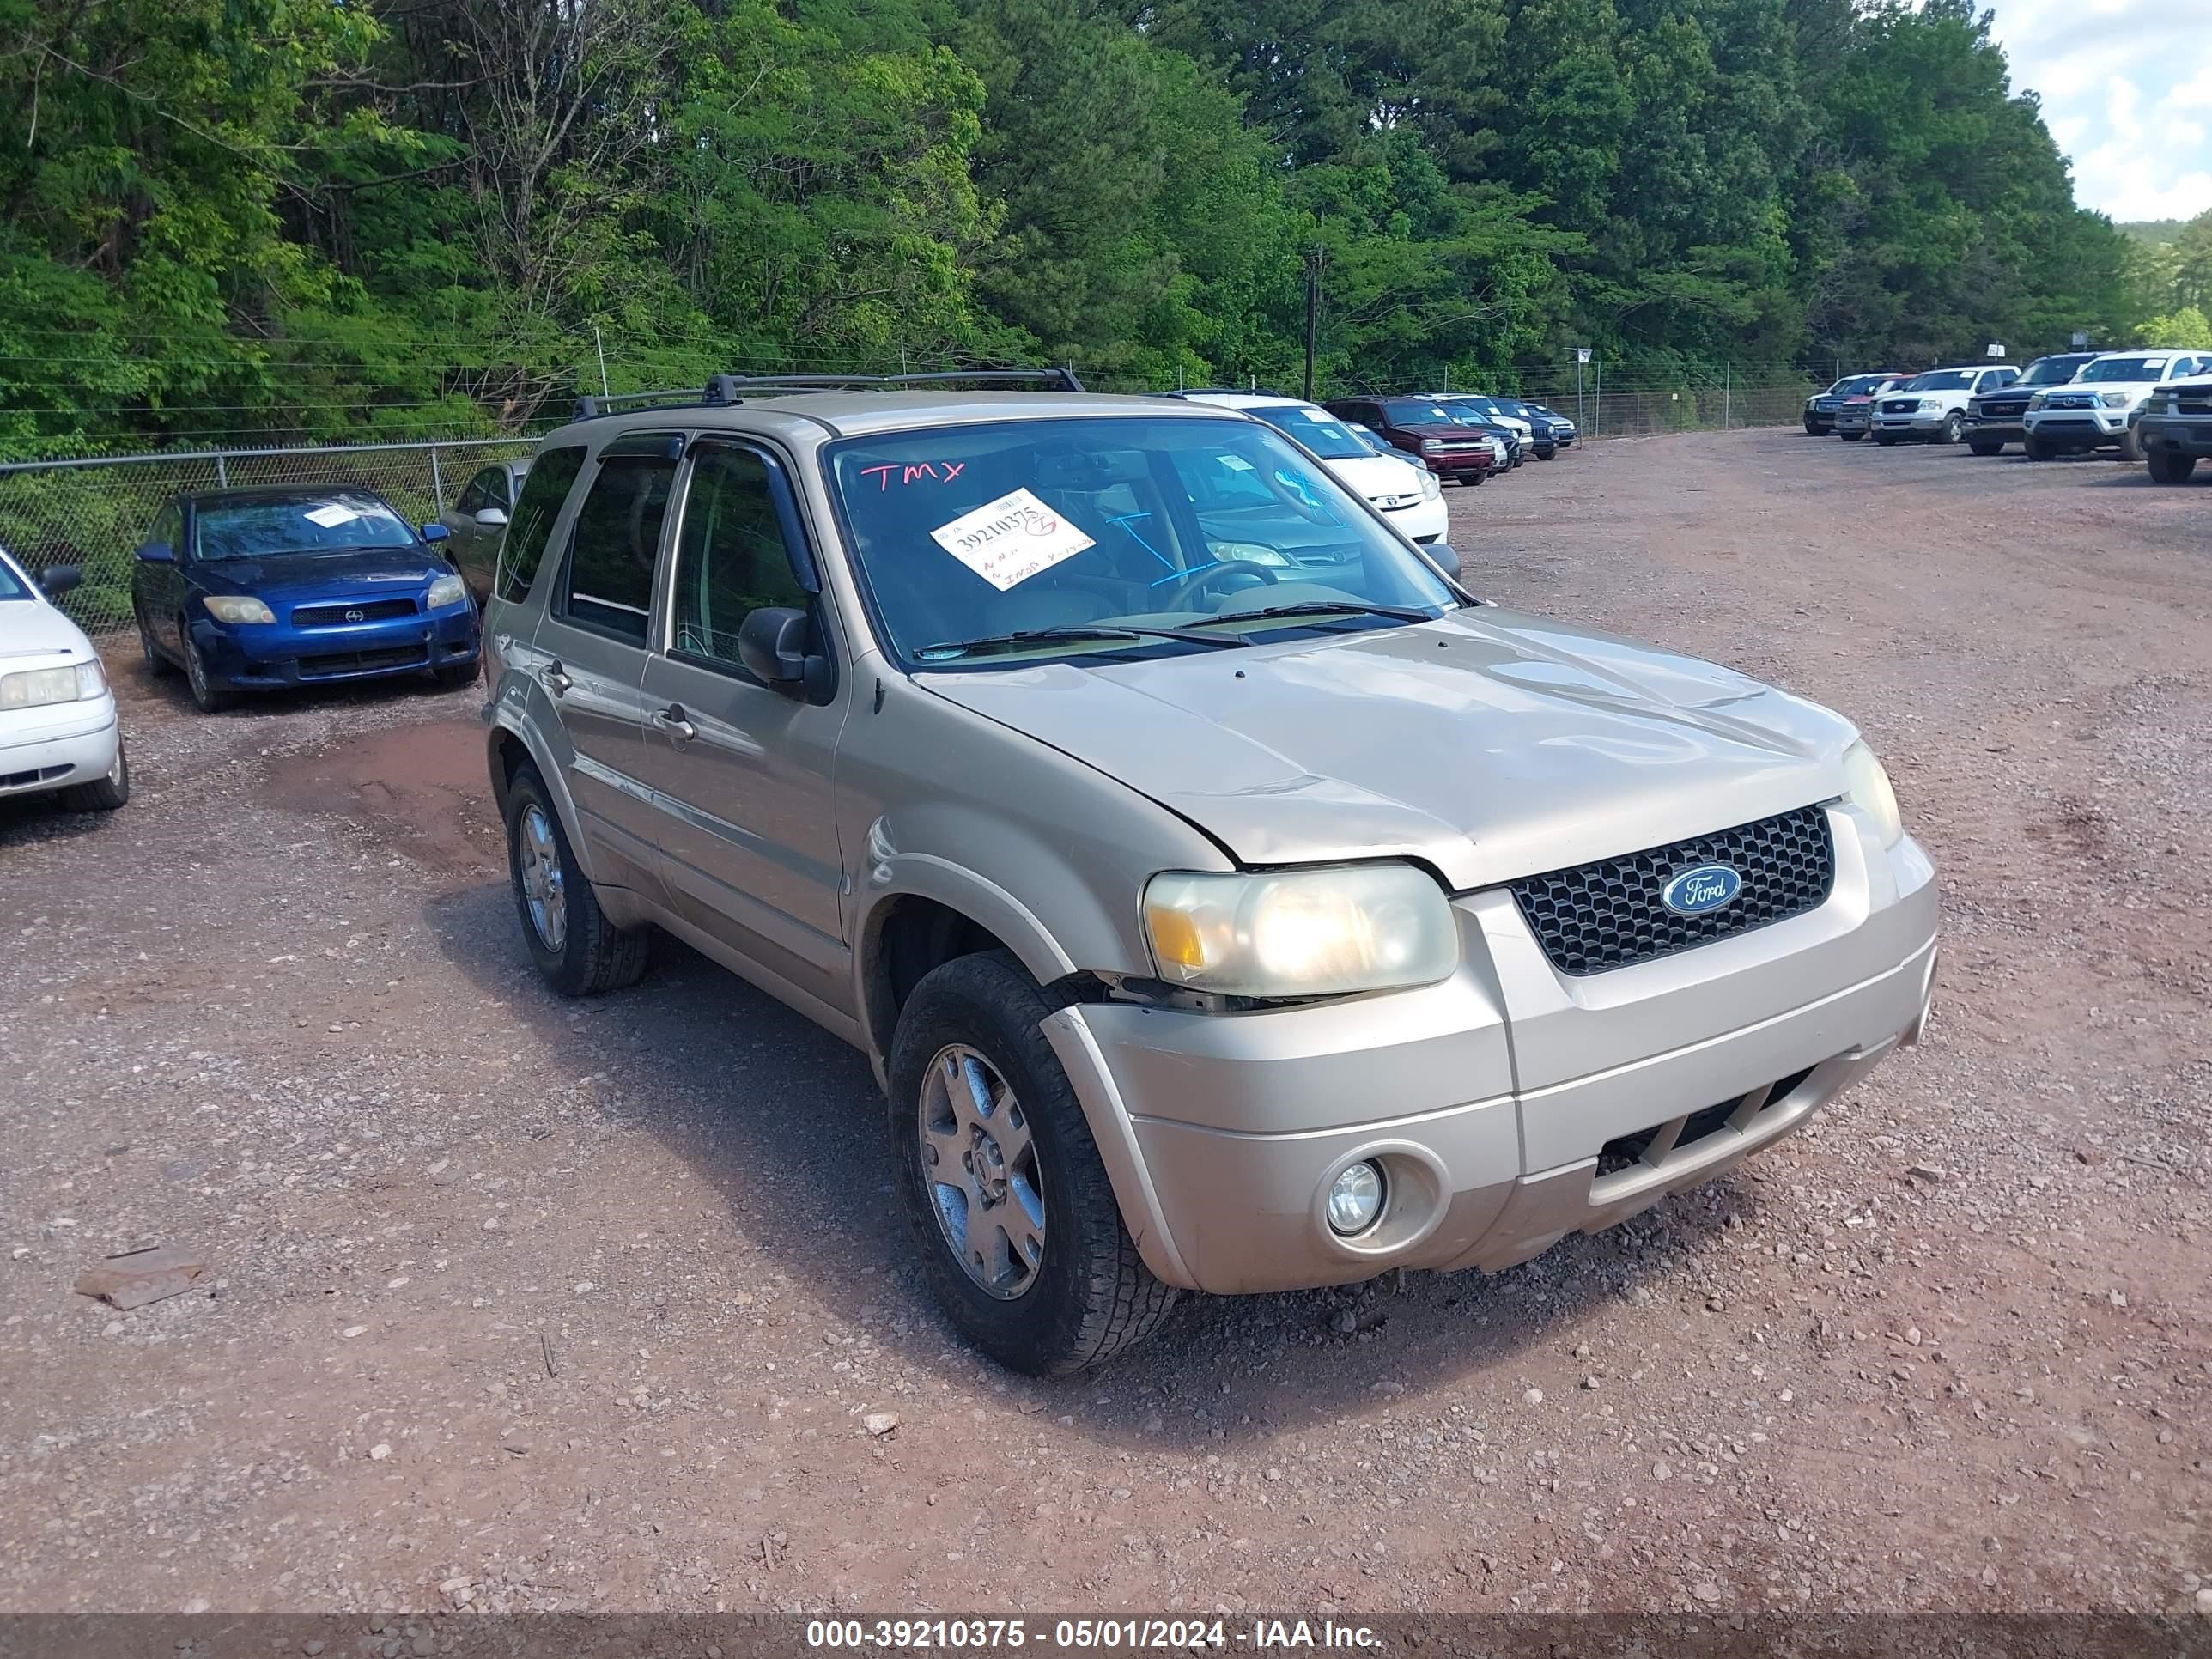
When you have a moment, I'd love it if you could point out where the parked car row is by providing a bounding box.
[1805,350,2212,483]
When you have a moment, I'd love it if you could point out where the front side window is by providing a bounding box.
[671,446,811,670]
[556,453,678,644]
[2079,357,2166,383]
[496,446,586,604]
[0,550,31,601]
[192,491,416,561]
[829,415,1456,668]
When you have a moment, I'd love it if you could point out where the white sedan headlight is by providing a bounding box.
[1418,469,1442,501]
[201,594,276,624]
[1143,864,1459,999]
[0,660,106,710]
[1840,741,1903,849]
[427,574,467,609]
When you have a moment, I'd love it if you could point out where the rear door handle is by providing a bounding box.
[653,703,696,742]
[540,661,572,696]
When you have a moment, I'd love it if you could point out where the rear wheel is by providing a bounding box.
[1967,437,2003,457]
[890,951,1176,1375]
[56,736,130,812]
[1938,410,1963,445]
[2146,448,2198,484]
[136,608,171,676]
[504,763,649,997]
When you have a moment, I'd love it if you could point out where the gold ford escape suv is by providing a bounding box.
[479,369,1939,1375]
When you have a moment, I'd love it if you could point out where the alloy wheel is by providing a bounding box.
[516,804,568,953]
[919,1044,1046,1299]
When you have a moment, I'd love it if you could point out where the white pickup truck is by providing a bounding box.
[2022,349,2212,461]
[1871,364,2019,446]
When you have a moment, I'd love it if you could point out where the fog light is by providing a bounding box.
[1326,1161,1385,1236]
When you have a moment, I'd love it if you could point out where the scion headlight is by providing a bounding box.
[427,574,467,609]
[0,660,106,710]
[1142,864,1459,999]
[201,594,275,625]
[1840,741,1903,849]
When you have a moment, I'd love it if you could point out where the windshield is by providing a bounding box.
[2022,357,2089,386]
[2078,357,2166,383]
[1829,375,1889,397]
[194,491,418,561]
[1906,370,1976,392]
[829,416,1457,667]
[1248,404,1372,461]
[0,550,30,600]
[1380,400,1474,428]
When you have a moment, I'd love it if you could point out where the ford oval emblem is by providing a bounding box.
[1662,863,1742,915]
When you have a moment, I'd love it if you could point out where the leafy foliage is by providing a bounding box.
[0,0,2164,455]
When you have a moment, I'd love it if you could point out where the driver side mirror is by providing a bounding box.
[738,606,835,702]
[474,507,509,529]
[40,563,82,598]
[1417,541,1462,581]
[420,521,450,544]
[137,541,174,565]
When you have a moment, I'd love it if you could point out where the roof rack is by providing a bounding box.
[571,366,1085,422]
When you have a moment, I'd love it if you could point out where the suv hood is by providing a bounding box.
[922,608,1856,890]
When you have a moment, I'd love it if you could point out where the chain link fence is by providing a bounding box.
[0,437,537,638]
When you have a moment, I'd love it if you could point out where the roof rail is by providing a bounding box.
[573,366,1085,422]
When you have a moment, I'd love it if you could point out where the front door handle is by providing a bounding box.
[540,661,572,696]
[653,703,697,743]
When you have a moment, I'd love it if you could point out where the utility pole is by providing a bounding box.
[1303,245,1325,403]
[592,324,611,398]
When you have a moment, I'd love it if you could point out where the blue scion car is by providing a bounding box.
[131,484,482,712]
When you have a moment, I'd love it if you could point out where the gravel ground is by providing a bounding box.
[1,428,2206,1620]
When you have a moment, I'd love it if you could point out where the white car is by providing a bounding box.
[1870,363,2019,445]
[2023,349,2212,462]
[1176,392,1450,544]
[0,546,129,812]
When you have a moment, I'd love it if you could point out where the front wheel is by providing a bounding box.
[1938,411,1963,445]
[1967,437,2003,457]
[2024,433,2052,462]
[1839,430,1864,442]
[57,736,130,812]
[1875,433,1898,447]
[890,951,1176,1376]
[434,659,480,690]
[179,622,235,713]
[2147,447,2199,484]
[504,763,649,997]
[2118,424,2142,463]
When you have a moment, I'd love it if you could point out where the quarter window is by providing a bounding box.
[556,452,678,644]
[495,446,586,604]
[670,446,811,670]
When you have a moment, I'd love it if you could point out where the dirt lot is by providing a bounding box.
[2,430,2206,1620]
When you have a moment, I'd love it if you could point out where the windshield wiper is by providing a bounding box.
[1182,601,1439,630]
[915,623,1253,661]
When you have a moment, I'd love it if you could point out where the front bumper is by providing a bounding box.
[2024,410,2127,450]
[1872,410,1944,436]
[193,607,480,690]
[1047,808,1937,1294]
[1379,495,1450,544]
[0,697,119,799]
[2138,413,2212,459]
[1965,413,2024,443]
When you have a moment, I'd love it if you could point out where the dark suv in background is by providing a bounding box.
[1325,397,1503,484]
[1962,352,2099,456]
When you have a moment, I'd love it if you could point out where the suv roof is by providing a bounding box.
[551,380,1237,444]
[1168,390,1311,410]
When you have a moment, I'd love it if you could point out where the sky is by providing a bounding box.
[1979,0,2212,222]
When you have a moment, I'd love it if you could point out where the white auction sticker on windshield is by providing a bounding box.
[303,502,360,528]
[928,488,1095,591]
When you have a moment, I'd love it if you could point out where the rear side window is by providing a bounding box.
[556,453,678,644]
[495,447,586,604]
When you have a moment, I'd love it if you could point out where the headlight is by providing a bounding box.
[1,661,105,709]
[427,574,467,609]
[1142,863,1459,999]
[1418,469,1442,501]
[1840,741,1902,849]
[2027,392,2047,410]
[1917,398,1941,411]
[201,594,275,624]
[2145,391,2177,415]
[1419,438,1443,453]
[2097,391,2133,409]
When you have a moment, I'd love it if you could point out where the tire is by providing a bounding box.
[1839,430,1863,442]
[2146,447,2199,484]
[890,951,1176,1376]
[1966,437,2002,457]
[2024,433,2052,462]
[137,608,172,676]
[2118,424,2142,463]
[504,763,649,997]
[56,735,130,812]
[434,659,480,690]
[1938,411,1963,445]
[179,620,235,712]
[1802,420,1820,435]
[1875,434,1898,447]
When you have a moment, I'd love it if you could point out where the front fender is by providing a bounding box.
[482,693,605,889]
